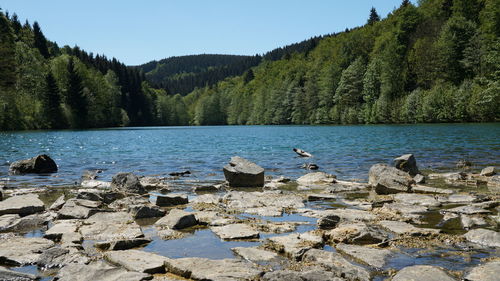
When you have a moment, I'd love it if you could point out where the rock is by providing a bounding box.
[461,215,488,229]
[109,195,148,210]
[457,160,473,169]
[211,223,259,240]
[307,193,338,201]
[57,199,99,219]
[326,222,389,245]
[393,193,440,207]
[9,154,57,174]
[79,212,143,241]
[301,163,319,170]
[56,261,151,281]
[232,247,278,262]
[394,154,420,176]
[465,260,500,281]
[324,181,368,192]
[76,189,103,202]
[139,177,169,190]
[37,247,68,268]
[81,170,101,181]
[191,194,221,205]
[297,172,336,185]
[104,249,167,273]
[169,170,191,177]
[224,191,305,210]
[156,193,188,207]
[368,164,414,194]
[464,228,500,247]
[428,172,467,183]
[378,220,439,236]
[480,166,496,176]
[80,180,111,189]
[412,184,454,194]
[128,204,165,219]
[0,237,54,266]
[262,269,343,281]
[310,208,376,222]
[488,175,500,188]
[443,205,490,215]
[111,172,146,194]
[381,202,428,216]
[413,174,425,184]
[155,209,198,230]
[0,214,20,231]
[101,191,126,204]
[336,243,391,268]
[192,185,219,193]
[49,194,66,210]
[317,214,340,230]
[165,257,262,280]
[302,249,371,281]
[0,213,48,233]
[267,231,323,259]
[392,265,456,281]
[0,189,3,201]
[96,238,151,251]
[293,148,312,157]
[439,194,478,204]
[0,194,45,216]
[245,206,283,217]
[44,220,82,245]
[223,156,264,187]
[0,266,38,281]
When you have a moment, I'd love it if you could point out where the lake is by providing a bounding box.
[1,123,499,188]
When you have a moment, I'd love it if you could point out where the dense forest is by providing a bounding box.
[0,0,499,130]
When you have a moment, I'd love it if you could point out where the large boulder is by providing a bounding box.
[223,156,264,187]
[0,194,45,216]
[368,164,414,194]
[9,154,57,174]
[394,154,419,176]
[110,172,146,194]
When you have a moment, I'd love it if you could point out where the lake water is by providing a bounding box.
[1,124,499,188]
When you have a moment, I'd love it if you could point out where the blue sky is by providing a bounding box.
[1,0,410,65]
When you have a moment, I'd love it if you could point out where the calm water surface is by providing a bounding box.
[0,124,499,187]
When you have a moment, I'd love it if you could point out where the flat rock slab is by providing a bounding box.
[336,243,392,268]
[392,265,456,281]
[155,209,198,230]
[378,220,439,236]
[302,249,371,281]
[211,223,259,240]
[0,214,20,231]
[165,257,263,281]
[412,185,454,194]
[57,199,99,219]
[300,208,375,222]
[465,260,500,281]
[80,180,111,189]
[0,266,38,281]
[56,261,151,281]
[393,193,440,207]
[0,194,45,216]
[262,269,344,281]
[105,249,168,273]
[37,246,89,269]
[444,205,491,215]
[156,194,188,207]
[297,172,336,185]
[224,191,305,210]
[44,220,82,245]
[232,247,279,262]
[326,222,389,245]
[128,204,165,219]
[95,238,151,251]
[268,231,323,259]
[0,237,54,265]
[79,212,143,240]
[245,206,283,217]
[438,194,478,204]
[464,229,500,247]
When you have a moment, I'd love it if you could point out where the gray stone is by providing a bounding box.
[111,172,146,194]
[412,184,454,194]
[302,249,371,281]
[155,209,197,230]
[57,199,99,219]
[488,175,500,189]
[223,156,264,187]
[413,174,425,184]
[297,172,336,185]
[268,231,323,259]
[317,214,340,230]
[211,223,259,240]
[460,215,488,229]
[0,237,54,266]
[165,257,262,281]
[439,194,478,204]
[394,154,420,176]
[224,191,305,210]
[392,265,456,281]
[79,212,143,241]
[80,180,111,189]
[443,205,490,215]
[326,222,390,245]
[0,214,20,232]
[378,220,439,236]
[156,194,188,207]
[36,246,88,269]
[56,261,151,281]
[191,194,221,205]
[139,177,169,190]
[0,189,3,201]
[0,194,45,216]
[44,220,82,245]
[128,204,165,219]
[95,238,151,251]
[9,154,57,174]
[0,266,38,281]
[105,249,167,273]
[192,185,219,193]
[76,189,103,201]
[464,228,500,247]
[307,193,338,201]
[465,260,500,281]
[336,243,391,268]
[109,195,148,210]
[0,213,48,233]
[232,247,278,262]
[245,206,283,217]
[480,166,496,177]
[368,164,414,194]
[49,194,65,210]
[393,193,440,207]
[262,269,343,281]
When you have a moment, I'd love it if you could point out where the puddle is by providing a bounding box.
[8,265,54,281]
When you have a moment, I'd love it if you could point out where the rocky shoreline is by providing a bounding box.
[0,154,499,281]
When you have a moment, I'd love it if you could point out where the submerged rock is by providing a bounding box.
[0,266,38,281]
[368,164,414,194]
[223,156,264,187]
[0,194,45,216]
[394,154,420,176]
[111,172,146,194]
[392,265,456,281]
[9,154,57,174]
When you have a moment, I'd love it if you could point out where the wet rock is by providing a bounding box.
[262,269,343,281]
[378,220,439,236]
[191,194,221,205]
[56,261,151,281]
[211,223,259,240]
[169,170,191,177]
[392,265,456,281]
[480,166,496,177]
[438,194,478,204]
[79,212,143,241]
[111,172,146,194]
[139,177,169,191]
[49,194,65,210]
[307,193,338,201]
[301,163,319,170]
[412,184,454,194]
[156,194,188,207]
[394,154,420,176]
[465,260,500,281]
[297,172,336,185]
[155,209,198,230]
[37,247,68,268]
[317,214,340,230]
[9,154,57,174]
[267,231,323,259]
[464,228,500,247]
[232,247,278,262]
[80,180,111,189]
[428,172,467,183]
[393,193,440,207]
[0,213,48,233]
[165,257,263,280]
[245,206,283,217]
[104,249,167,273]
[0,214,20,232]
[460,215,488,229]
[95,238,151,251]
[223,156,264,187]
[368,164,414,194]
[0,266,38,281]
[0,194,45,216]
[192,185,219,193]
[336,243,392,268]
[57,199,99,219]
[44,220,82,245]
[109,195,148,210]
[128,204,165,219]
[326,222,389,245]
[302,249,371,281]
[443,205,490,215]
[413,174,425,184]
[0,237,54,265]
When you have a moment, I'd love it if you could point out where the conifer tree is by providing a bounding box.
[33,21,50,58]
[66,57,88,128]
[42,72,64,128]
[367,7,380,25]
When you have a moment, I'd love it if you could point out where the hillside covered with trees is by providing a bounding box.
[0,0,499,130]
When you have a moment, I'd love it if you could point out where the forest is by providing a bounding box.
[0,0,499,130]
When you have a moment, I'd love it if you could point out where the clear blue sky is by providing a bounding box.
[1,0,411,65]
